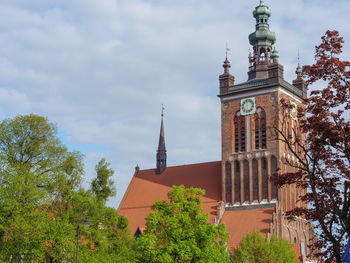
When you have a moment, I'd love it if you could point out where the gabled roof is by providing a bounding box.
[221,208,274,249]
[118,161,222,234]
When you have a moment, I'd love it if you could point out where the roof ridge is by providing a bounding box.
[138,160,221,172]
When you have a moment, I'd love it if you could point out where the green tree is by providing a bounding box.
[231,231,298,263]
[136,185,229,263]
[0,114,84,261]
[91,158,116,204]
[0,114,134,262]
[70,190,136,263]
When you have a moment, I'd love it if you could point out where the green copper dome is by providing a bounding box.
[249,0,276,47]
[249,30,276,46]
[253,1,271,18]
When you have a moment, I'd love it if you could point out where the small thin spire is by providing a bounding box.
[156,105,167,174]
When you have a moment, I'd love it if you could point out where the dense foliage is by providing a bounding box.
[0,114,134,262]
[231,231,298,263]
[135,185,229,263]
[271,30,350,262]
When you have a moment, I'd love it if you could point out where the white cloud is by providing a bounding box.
[0,0,349,207]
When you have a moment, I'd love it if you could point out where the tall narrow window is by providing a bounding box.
[262,125,266,148]
[234,116,239,152]
[262,157,268,200]
[240,116,246,152]
[253,159,259,201]
[234,161,240,204]
[261,109,267,149]
[244,160,250,203]
[271,156,278,200]
[225,162,232,203]
[241,127,246,152]
[255,113,260,149]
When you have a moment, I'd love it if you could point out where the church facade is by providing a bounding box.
[118,1,317,261]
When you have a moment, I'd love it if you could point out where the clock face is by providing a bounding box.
[240,97,256,115]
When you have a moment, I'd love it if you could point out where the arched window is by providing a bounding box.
[234,161,240,204]
[233,112,246,152]
[271,156,278,200]
[253,159,259,202]
[244,160,250,203]
[260,48,266,62]
[262,157,268,200]
[225,162,232,203]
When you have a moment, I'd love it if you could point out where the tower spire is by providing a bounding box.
[156,104,167,174]
[248,0,277,80]
[296,49,302,77]
[219,46,235,94]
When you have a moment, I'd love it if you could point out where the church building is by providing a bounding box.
[118,1,317,261]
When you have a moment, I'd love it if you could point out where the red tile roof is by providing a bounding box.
[221,208,274,249]
[118,161,279,256]
[118,161,222,234]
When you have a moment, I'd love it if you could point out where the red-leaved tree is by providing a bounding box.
[271,30,350,263]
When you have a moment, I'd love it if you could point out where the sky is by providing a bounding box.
[0,0,349,208]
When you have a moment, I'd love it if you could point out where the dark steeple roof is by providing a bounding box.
[156,105,167,174]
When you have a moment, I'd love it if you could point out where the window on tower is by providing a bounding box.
[241,126,246,152]
[240,115,246,152]
[262,125,266,148]
[255,108,267,149]
[234,115,239,152]
[233,112,246,152]
[255,113,259,149]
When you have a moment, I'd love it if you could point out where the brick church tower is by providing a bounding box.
[218,0,316,258]
[119,1,318,260]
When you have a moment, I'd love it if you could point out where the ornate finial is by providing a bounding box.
[223,44,231,74]
[260,0,264,6]
[161,104,165,117]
